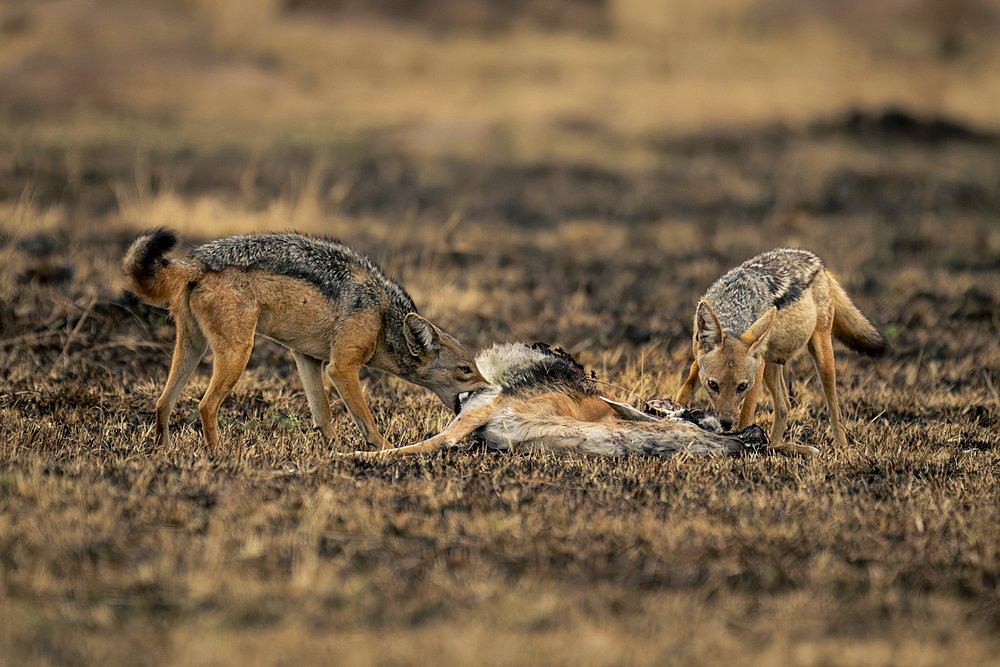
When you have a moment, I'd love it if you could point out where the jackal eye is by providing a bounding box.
[458,365,473,375]
[736,382,749,393]
[707,380,719,392]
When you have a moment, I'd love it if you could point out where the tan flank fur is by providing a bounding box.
[351,343,768,460]
[677,249,888,454]
[122,229,487,454]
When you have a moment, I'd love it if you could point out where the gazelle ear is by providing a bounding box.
[695,301,725,351]
[600,396,659,422]
[741,306,777,356]
[403,313,442,358]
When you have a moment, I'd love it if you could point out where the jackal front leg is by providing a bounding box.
[326,317,389,449]
[327,361,390,450]
[762,361,819,457]
[762,361,789,444]
[736,362,766,430]
[676,359,699,405]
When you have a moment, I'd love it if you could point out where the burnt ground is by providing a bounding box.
[1,109,1000,664]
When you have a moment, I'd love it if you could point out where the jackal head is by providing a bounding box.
[693,301,776,430]
[402,313,489,413]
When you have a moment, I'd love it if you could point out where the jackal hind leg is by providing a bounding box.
[155,302,208,449]
[325,313,386,450]
[736,362,766,430]
[808,327,847,449]
[293,352,335,444]
[676,359,699,405]
[351,399,500,458]
[190,288,258,457]
[198,334,254,457]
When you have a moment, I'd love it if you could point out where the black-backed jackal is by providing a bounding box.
[122,229,487,453]
[677,248,888,454]
[354,343,767,459]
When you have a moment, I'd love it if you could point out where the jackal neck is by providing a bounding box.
[376,308,423,378]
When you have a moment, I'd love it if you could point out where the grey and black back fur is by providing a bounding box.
[189,232,417,317]
[701,248,823,336]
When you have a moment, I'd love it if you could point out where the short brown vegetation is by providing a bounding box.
[3,115,999,663]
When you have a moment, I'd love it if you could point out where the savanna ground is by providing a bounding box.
[2,0,1000,664]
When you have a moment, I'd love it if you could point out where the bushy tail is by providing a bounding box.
[121,228,198,304]
[828,272,889,356]
[485,415,765,459]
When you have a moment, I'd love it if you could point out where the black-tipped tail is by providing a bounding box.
[130,228,176,282]
[836,325,890,357]
[121,228,181,303]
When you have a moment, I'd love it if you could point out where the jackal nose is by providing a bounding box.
[719,418,734,431]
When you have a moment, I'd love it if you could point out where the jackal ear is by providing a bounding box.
[742,306,777,356]
[695,301,724,351]
[403,313,442,357]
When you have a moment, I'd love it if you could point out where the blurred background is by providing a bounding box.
[3,0,1000,134]
[2,0,999,354]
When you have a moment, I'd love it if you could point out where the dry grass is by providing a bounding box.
[3,117,1000,663]
[2,1,1000,664]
